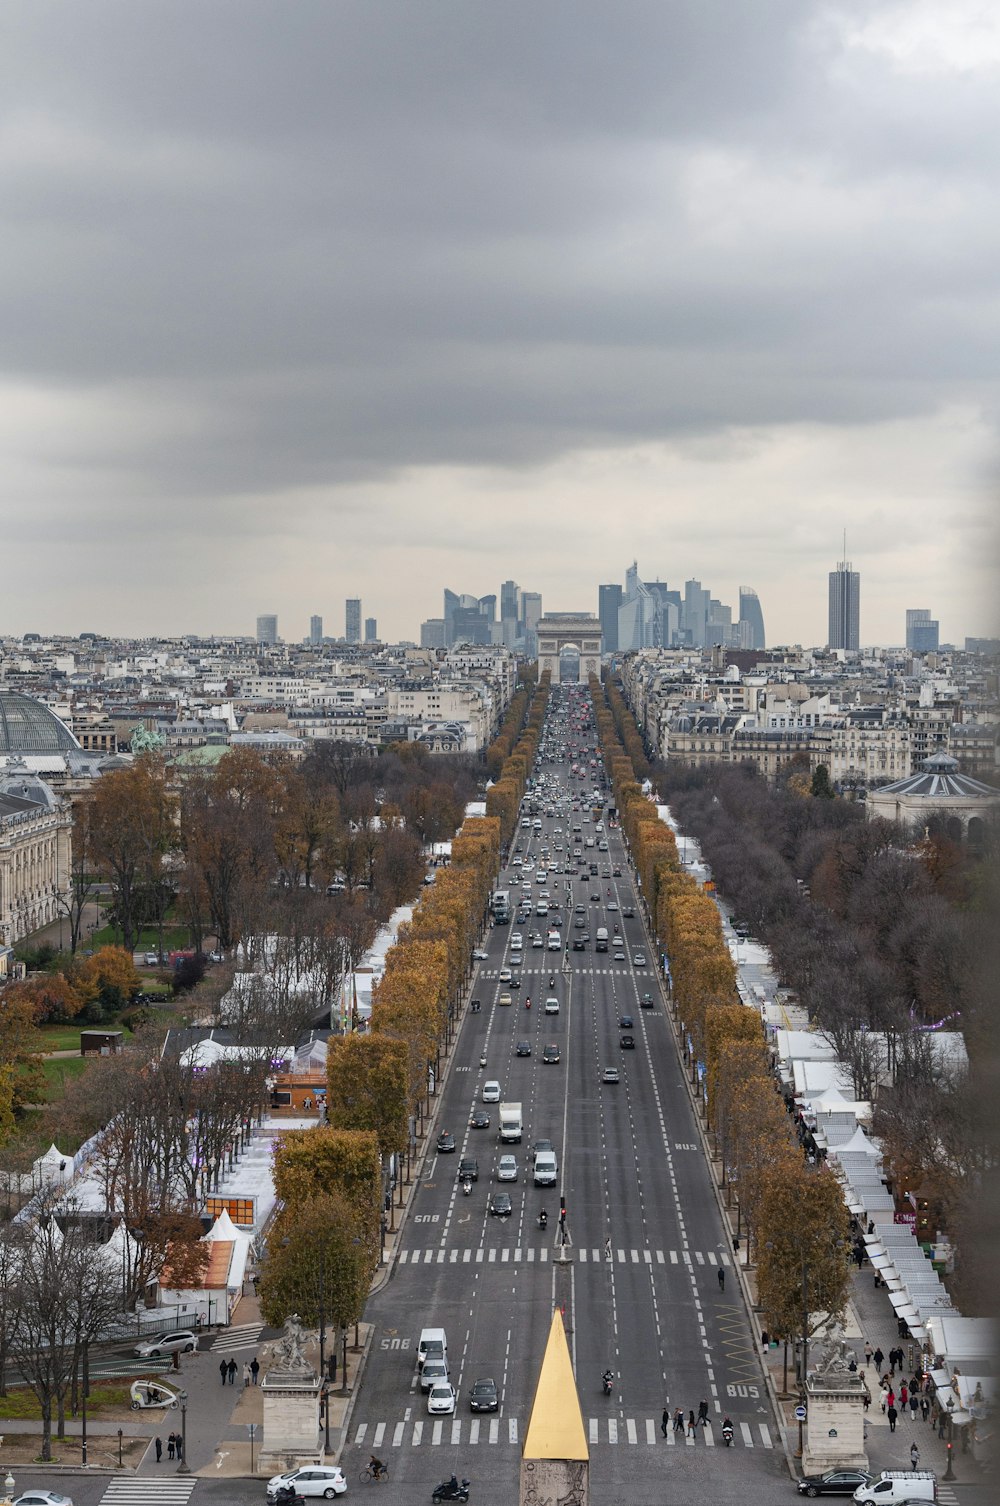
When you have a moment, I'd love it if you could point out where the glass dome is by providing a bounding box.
[0,691,81,754]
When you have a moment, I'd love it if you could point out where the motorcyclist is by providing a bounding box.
[538,1208,548,1228]
[722,1416,734,1440]
[448,1475,460,1495]
[525,996,531,1009]
[602,1368,614,1393]
[462,1177,471,1195]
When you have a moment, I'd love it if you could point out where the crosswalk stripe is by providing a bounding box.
[589,1418,598,1445]
[758,1423,772,1448]
[683,1251,692,1266]
[645,1418,656,1444]
[100,1483,196,1506]
[631,1249,639,1263]
[670,1250,678,1263]
[617,1248,626,1262]
[392,1422,405,1447]
[704,1424,715,1446]
[527,1247,535,1262]
[708,1251,718,1265]
[437,1250,445,1263]
[373,1422,385,1448]
[450,1249,458,1262]
[722,1252,732,1266]
[476,1249,484,1262]
[412,1421,423,1446]
[398,1250,408,1263]
[657,1250,665,1264]
[463,1248,471,1262]
[211,1323,264,1352]
[424,1250,433,1264]
[432,1420,443,1445]
[508,1418,518,1444]
[740,1422,753,1447]
[355,1423,367,1443]
[489,1249,496,1262]
[644,1250,652,1264]
[489,1419,499,1444]
[451,1420,461,1446]
[515,1247,522,1261]
[609,1419,618,1444]
[579,1248,587,1262]
[355,1410,769,1449]
[695,1251,705,1264]
[626,1418,637,1444]
[469,1420,479,1445]
[501,1249,509,1263]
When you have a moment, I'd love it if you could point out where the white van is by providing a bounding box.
[417,1327,448,1372]
[533,1150,558,1186]
[854,1472,937,1504]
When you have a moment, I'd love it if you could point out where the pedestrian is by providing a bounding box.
[900,1384,909,1409]
[873,1347,884,1374]
[920,1396,930,1423]
[864,1341,873,1366]
[887,1389,896,1412]
[863,1389,871,1413]
[167,1434,175,1461]
[887,1405,898,1434]
[251,1357,260,1384]
[155,1437,163,1463]
[937,1412,946,1439]
[673,1407,685,1433]
[605,1237,612,1261]
[662,1407,669,1437]
[227,1357,237,1384]
[910,1441,920,1469]
[697,1398,709,1428]
[718,1267,725,1291]
[243,1362,251,1387]
[687,1410,696,1438]
[219,1358,228,1385]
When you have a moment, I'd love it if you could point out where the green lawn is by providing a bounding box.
[38,1057,90,1100]
[0,1382,132,1419]
[38,1024,87,1052]
[90,923,192,952]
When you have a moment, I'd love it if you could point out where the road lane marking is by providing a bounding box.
[740,1422,753,1447]
[626,1418,637,1444]
[412,1422,423,1445]
[392,1422,405,1446]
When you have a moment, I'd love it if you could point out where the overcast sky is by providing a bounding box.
[2,1,998,648]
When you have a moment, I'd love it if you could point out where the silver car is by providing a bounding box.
[134,1329,197,1359]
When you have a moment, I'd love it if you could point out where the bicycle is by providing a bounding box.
[359,1465,389,1484]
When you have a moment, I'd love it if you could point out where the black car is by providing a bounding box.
[572,937,587,950]
[489,1193,513,1218]
[469,1377,499,1413]
[613,866,622,876]
[542,1043,561,1064]
[469,1109,490,1129]
[640,992,655,1009]
[436,1131,457,1153]
[516,1039,532,1057]
[620,1034,635,1049]
[796,1470,872,1497]
[622,905,635,918]
[458,1158,479,1182]
[620,1014,634,1029]
[508,972,521,988]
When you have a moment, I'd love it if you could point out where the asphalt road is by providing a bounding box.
[341,685,788,1504]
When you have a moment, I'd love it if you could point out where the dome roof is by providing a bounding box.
[0,691,80,755]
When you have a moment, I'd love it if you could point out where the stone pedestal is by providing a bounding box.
[802,1370,868,1476]
[259,1370,323,1472]
[520,1457,588,1506]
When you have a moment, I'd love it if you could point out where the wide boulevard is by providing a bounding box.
[345,684,787,1504]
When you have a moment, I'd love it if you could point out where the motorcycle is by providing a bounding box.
[479,1054,487,1068]
[431,1480,470,1503]
[602,1371,614,1396]
[462,1178,472,1196]
[537,1210,548,1229]
[525,996,531,1010]
[722,1420,734,1447]
[613,922,619,934]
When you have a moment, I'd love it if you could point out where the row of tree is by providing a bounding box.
[591,674,852,1352]
[255,677,550,1348]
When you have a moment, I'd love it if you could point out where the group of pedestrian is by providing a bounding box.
[218,1355,260,1385]
[153,1432,182,1462]
[659,1400,712,1438]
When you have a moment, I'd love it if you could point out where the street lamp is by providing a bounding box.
[176,1390,190,1473]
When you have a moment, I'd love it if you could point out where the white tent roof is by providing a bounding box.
[831,1126,880,1158]
[204,1208,241,1242]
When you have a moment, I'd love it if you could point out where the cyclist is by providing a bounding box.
[369,1455,387,1480]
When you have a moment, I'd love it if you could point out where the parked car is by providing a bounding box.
[14,1494,74,1506]
[143,952,160,966]
[134,1329,198,1359]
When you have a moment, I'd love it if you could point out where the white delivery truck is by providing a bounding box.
[498,1102,523,1143]
[854,1472,937,1504]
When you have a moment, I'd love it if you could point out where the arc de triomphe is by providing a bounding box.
[536,614,603,683]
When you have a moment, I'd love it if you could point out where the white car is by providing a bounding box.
[472,948,488,961]
[498,966,512,983]
[266,1466,347,1500]
[510,933,523,951]
[427,1380,457,1415]
[14,1495,74,1506]
[497,1154,518,1182]
[544,997,559,1014]
[482,1080,501,1102]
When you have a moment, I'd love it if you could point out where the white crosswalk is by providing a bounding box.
[100,1479,197,1506]
[211,1322,265,1352]
[353,1417,771,1449]
[398,1246,731,1267]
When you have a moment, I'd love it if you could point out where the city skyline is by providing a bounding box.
[0,4,997,646]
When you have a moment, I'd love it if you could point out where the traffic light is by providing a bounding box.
[559,1197,567,1226]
